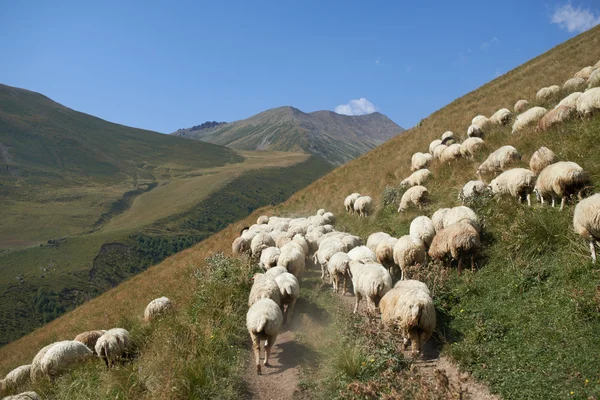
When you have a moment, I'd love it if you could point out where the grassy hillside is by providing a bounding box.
[1,25,600,400]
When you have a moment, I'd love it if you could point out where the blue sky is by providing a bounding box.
[1,1,599,132]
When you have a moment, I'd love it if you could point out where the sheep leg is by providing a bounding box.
[332,275,338,293]
[252,334,262,375]
[342,275,349,295]
[400,266,405,281]
[264,334,278,367]
[320,262,326,280]
[560,197,566,211]
[591,240,597,264]
[526,193,531,207]
[353,293,362,314]
[286,298,296,324]
[411,332,423,357]
[457,258,463,275]
[551,197,556,207]
[471,254,476,272]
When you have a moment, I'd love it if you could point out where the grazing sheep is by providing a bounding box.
[431,208,450,232]
[348,261,393,314]
[2,392,41,400]
[477,145,521,178]
[354,196,373,217]
[467,124,484,138]
[232,236,251,256]
[259,247,281,271]
[471,115,490,129]
[534,161,590,210]
[441,131,454,144]
[400,169,432,188]
[529,147,557,175]
[380,282,435,355]
[512,106,547,134]
[328,252,352,294]
[341,234,362,251]
[556,92,582,108]
[588,68,600,89]
[514,99,530,113]
[316,208,325,216]
[393,278,431,295]
[411,152,433,171]
[257,215,269,225]
[537,105,576,131]
[460,137,485,159]
[433,206,481,233]
[563,77,586,93]
[429,222,481,274]
[458,180,489,204]
[246,298,283,375]
[322,211,335,225]
[95,329,132,368]
[348,245,378,263]
[440,143,462,163]
[344,193,362,214]
[536,85,561,103]
[398,185,428,212]
[274,272,300,324]
[1,365,30,394]
[277,246,306,280]
[39,340,93,379]
[573,193,600,263]
[574,66,595,80]
[264,266,288,278]
[315,238,347,279]
[429,139,442,154]
[144,297,173,322]
[489,168,536,206]
[576,87,600,117]
[393,235,427,280]
[409,216,436,248]
[490,108,512,125]
[367,232,392,253]
[30,343,56,382]
[376,236,399,271]
[74,330,106,354]
[292,234,309,255]
[250,232,275,259]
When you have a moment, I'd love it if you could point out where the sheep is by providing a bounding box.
[315,238,346,279]
[514,99,530,113]
[534,161,590,210]
[573,193,600,263]
[95,328,133,368]
[471,115,490,129]
[292,234,309,255]
[143,296,173,322]
[74,330,106,354]
[576,87,600,117]
[376,236,398,271]
[354,196,373,217]
[432,206,480,233]
[259,247,281,271]
[529,146,557,175]
[316,208,325,216]
[441,131,454,144]
[400,168,432,188]
[537,105,577,131]
[274,272,300,324]
[490,108,512,125]
[379,282,435,356]
[439,143,462,163]
[411,152,433,171]
[409,216,436,248]
[1,365,30,394]
[327,252,352,294]
[393,278,431,295]
[264,266,288,278]
[432,144,448,160]
[588,68,600,89]
[344,192,362,214]
[30,343,56,382]
[563,77,586,93]
[556,92,583,109]
[477,145,520,178]
[536,85,561,103]
[512,106,547,134]
[277,246,306,280]
[232,236,251,256]
[250,232,275,258]
[489,168,536,206]
[257,215,269,225]
[348,245,378,263]
[398,185,428,212]
[393,235,427,280]
[429,139,442,154]
[39,340,93,379]
[2,392,41,400]
[467,124,483,138]
[460,137,485,159]
[431,208,450,232]
[574,66,595,80]
[367,232,392,253]
[348,261,393,314]
[322,211,335,225]
[341,234,362,251]
[246,298,283,375]
[458,180,489,204]
[428,222,481,274]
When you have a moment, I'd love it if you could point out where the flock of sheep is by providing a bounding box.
[0,297,172,398]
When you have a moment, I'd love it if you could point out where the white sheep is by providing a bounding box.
[588,68,600,89]
[347,245,378,263]
[439,143,462,163]
[460,137,485,159]
[95,328,133,368]
[274,272,300,324]
[537,105,577,131]
[411,152,433,171]
[489,168,536,206]
[431,208,450,232]
[458,180,489,204]
[316,208,325,216]
[264,266,288,278]
[246,298,283,375]
[341,234,362,251]
[354,196,373,217]
[471,115,490,129]
[514,99,530,113]
[576,87,600,117]
[429,222,481,274]
[143,296,173,322]
[2,392,41,400]
[366,232,391,253]
[250,232,275,258]
[490,108,512,125]
[433,144,448,160]
[327,252,352,294]
[30,343,56,382]
[535,85,561,103]
[429,139,442,154]
[529,146,557,175]
[380,281,435,355]
[292,234,309,255]
[467,124,483,138]
[259,247,281,271]
[39,340,93,379]
[1,365,30,395]
[315,238,346,279]
[348,261,393,314]
[534,161,590,210]
[322,211,335,225]
[477,145,520,178]
[344,193,362,214]
[441,131,454,144]
[573,194,600,263]
[277,245,306,280]
[512,106,547,134]
[400,169,432,188]
[398,185,428,212]
[409,216,436,248]
[432,206,480,233]
[557,92,582,108]
[257,215,269,225]
[574,66,595,80]
[74,330,106,354]
[232,236,251,256]
[375,236,398,271]
[563,77,586,93]
[393,235,426,280]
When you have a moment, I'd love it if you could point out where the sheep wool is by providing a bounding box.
[576,87,600,117]
[458,180,489,204]
[1,365,30,394]
[2,392,42,400]
[490,108,512,125]
[30,343,56,382]
[401,168,432,188]
[514,99,530,113]
[563,77,586,93]
[398,185,428,212]
[460,137,485,159]
[257,215,269,225]
[556,92,582,109]
[489,168,536,206]
[264,266,287,278]
[574,66,595,80]
[429,222,481,274]
[573,193,600,263]
[246,298,283,375]
[259,247,281,271]
[529,147,557,175]
[348,261,393,314]
[250,232,275,258]
[393,279,431,295]
[535,85,561,103]
[440,143,462,163]
[432,144,448,160]
[366,232,392,253]
[441,131,454,144]
[232,236,250,256]
[440,206,481,233]
[95,328,132,368]
[274,272,300,324]
[327,252,352,294]
[344,192,362,214]
[471,115,490,129]
[39,340,93,379]
[347,245,377,263]
[512,106,547,134]
[534,161,590,210]
[144,297,173,322]
[431,208,451,232]
[376,236,399,271]
[477,145,520,177]
[467,124,483,138]
[74,330,106,354]
[315,238,346,279]
[588,68,600,89]
[409,216,436,248]
[429,139,442,154]
[393,235,427,280]
[354,196,373,217]
[537,105,576,131]
[411,152,432,171]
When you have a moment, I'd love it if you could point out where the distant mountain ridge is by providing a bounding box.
[172,106,404,165]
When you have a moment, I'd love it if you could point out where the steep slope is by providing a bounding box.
[172,106,404,165]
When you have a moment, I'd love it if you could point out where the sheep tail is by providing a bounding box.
[255,316,268,334]
[407,304,422,329]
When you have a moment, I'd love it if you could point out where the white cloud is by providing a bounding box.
[334,98,377,116]
[551,3,600,33]
[481,37,499,51]
[375,57,382,66]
